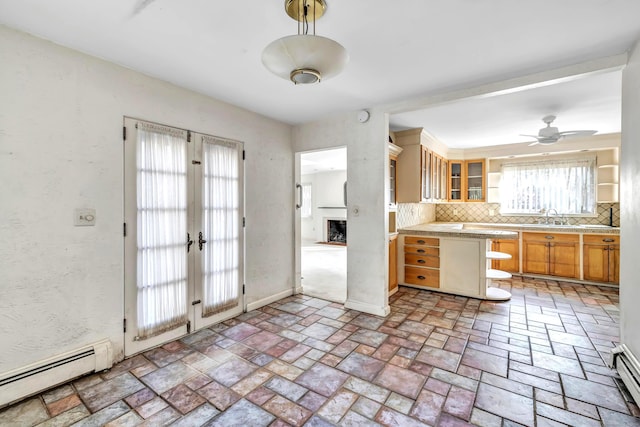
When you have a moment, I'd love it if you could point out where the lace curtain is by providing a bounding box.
[201,136,241,316]
[136,123,189,339]
[500,157,596,214]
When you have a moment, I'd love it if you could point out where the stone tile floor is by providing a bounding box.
[2,276,640,426]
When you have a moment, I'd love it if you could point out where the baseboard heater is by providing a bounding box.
[0,339,113,409]
[611,344,640,405]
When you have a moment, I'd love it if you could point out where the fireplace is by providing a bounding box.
[327,219,347,245]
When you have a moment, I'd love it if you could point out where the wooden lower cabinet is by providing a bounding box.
[404,236,440,288]
[583,234,620,283]
[389,234,398,292]
[491,236,519,273]
[522,232,579,279]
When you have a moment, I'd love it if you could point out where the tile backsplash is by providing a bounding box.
[435,202,620,227]
[396,203,436,229]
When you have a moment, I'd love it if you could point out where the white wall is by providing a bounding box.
[294,111,390,316]
[301,170,347,241]
[0,25,293,372]
[620,41,640,355]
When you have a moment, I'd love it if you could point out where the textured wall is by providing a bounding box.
[0,25,293,371]
[294,110,389,316]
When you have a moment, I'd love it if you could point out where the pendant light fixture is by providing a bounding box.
[262,0,348,84]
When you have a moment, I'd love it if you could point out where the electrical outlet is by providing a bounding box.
[489,209,495,217]
[453,208,459,216]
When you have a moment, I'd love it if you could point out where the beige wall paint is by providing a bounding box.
[0,25,293,372]
[293,110,390,316]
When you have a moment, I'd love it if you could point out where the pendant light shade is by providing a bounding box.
[262,35,348,84]
[262,0,348,84]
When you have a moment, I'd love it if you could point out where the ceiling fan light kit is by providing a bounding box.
[522,115,597,146]
[262,0,348,84]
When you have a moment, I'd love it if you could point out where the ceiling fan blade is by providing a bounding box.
[558,130,597,138]
[520,134,541,145]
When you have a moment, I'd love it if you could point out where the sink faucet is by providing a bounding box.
[545,208,558,224]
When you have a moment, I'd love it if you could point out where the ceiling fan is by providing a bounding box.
[521,115,597,146]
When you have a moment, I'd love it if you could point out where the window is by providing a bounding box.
[500,157,596,215]
[301,183,312,218]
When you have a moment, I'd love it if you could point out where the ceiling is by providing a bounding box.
[2,1,640,149]
[301,148,346,175]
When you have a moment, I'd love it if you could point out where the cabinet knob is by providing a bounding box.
[417,249,426,253]
[417,259,426,264]
[417,239,426,244]
[602,238,615,243]
[545,235,554,239]
[417,275,426,280]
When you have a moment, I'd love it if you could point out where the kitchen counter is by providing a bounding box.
[400,222,619,235]
[398,223,518,240]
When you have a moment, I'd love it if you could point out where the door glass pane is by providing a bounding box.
[136,124,188,339]
[467,161,483,200]
[201,138,240,316]
[450,162,461,200]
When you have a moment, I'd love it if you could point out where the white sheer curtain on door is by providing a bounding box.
[136,122,188,339]
[201,137,241,316]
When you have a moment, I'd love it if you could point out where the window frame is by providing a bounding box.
[498,155,597,217]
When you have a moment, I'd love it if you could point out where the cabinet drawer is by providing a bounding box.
[405,246,439,257]
[583,234,619,245]
[522,232,580,243]
[405,253,440,268]
[404,236,439,246]
[404,267,439,288]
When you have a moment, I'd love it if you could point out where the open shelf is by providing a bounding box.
[486,287,512,301]
[486,251,512,260]
[486,269,512,279]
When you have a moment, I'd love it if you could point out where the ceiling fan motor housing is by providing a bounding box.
[540,126,559,137]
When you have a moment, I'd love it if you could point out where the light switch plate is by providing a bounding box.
[75,208,96,226]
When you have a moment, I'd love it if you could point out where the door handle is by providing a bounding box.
[198,232,207,250]
[296,183,303,209]
[187,233,194,252]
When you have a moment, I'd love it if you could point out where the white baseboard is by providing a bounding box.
[246,288,294,312]
[344,299,390,317]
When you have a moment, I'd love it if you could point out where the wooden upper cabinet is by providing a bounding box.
[431,153,447,200]
[394,128,447,203]
[449,161,463,201]
[421,146,430,201]
[466,160,485,201]
[449,159,486,202]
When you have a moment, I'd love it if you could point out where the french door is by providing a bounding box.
[123,118,244,356]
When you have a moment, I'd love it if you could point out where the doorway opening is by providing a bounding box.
[297,147,347,303]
